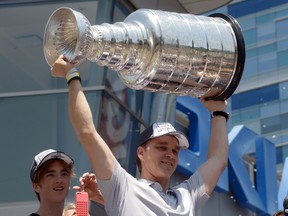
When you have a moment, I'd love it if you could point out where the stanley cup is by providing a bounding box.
[44,7,245,100]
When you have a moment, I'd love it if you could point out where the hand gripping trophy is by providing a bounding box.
[43,7,245,100]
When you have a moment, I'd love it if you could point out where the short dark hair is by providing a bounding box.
[137,142,148,173]
[273,210,285,216]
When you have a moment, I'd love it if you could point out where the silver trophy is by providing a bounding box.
[44,7,245,100]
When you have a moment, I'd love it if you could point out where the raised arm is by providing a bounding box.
[198,98,228,195]
[51,55,115,180]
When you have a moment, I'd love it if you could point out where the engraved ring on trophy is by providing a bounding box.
[44,7,245,100]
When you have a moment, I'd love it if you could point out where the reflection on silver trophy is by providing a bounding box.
[44,7,245,100]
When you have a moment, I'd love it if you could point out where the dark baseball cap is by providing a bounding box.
[30,149,74,182]
[138,122,189,148]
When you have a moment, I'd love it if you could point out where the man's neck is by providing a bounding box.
[140,174,170,192]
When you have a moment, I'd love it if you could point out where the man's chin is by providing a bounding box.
[159,167,176,177]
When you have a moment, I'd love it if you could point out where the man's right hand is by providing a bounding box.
[51,55,75,78]
[73,172,105,205]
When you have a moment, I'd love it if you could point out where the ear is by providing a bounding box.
[137,146,144,160]
[32,182,41,193]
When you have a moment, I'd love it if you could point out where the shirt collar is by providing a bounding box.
[138,178,156,186]
[138,178,173,194]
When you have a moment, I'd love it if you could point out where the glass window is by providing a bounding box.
[275,7,288,20]
[259,84,279,102]
[280,99,288,112]
[268,135,282,146]
[282,144,288,158]
[0,1,103,94]
[257,43,276,55]
[276,18,288,39]
[243,58,258,78]
[231,113,241,125]
[231,105,260,124]
[261,115,281,134]
[0,92,99,202]
[240,106,260,122]
[238,15,256,30]
[258,53,276,73]
[280,132,288,143]
[243,28,257,46]
[257,23,275,43]
[260,101,280,117]
[279,81,288,99]
[113,2,128,21]
[231,109,261,132]
[261,113,288,134]
[277,38,288,51]
[231,84,279,110]
[256,13,274,25]
[245,120,261,135]
[280,113,288,130]
[277,50,288,67]
[246,48,257,59]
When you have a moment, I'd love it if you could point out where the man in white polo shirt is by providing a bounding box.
[51,55,229,216]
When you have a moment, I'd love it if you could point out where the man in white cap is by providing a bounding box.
[29,149,75,216]
[51,55,229,216]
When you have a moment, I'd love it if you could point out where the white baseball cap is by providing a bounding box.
[138,122,189,148]
[30,149,74,181]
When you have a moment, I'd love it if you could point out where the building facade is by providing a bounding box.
[227,0,288,182]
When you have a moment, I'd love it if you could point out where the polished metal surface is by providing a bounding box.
[44,7,245,100]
